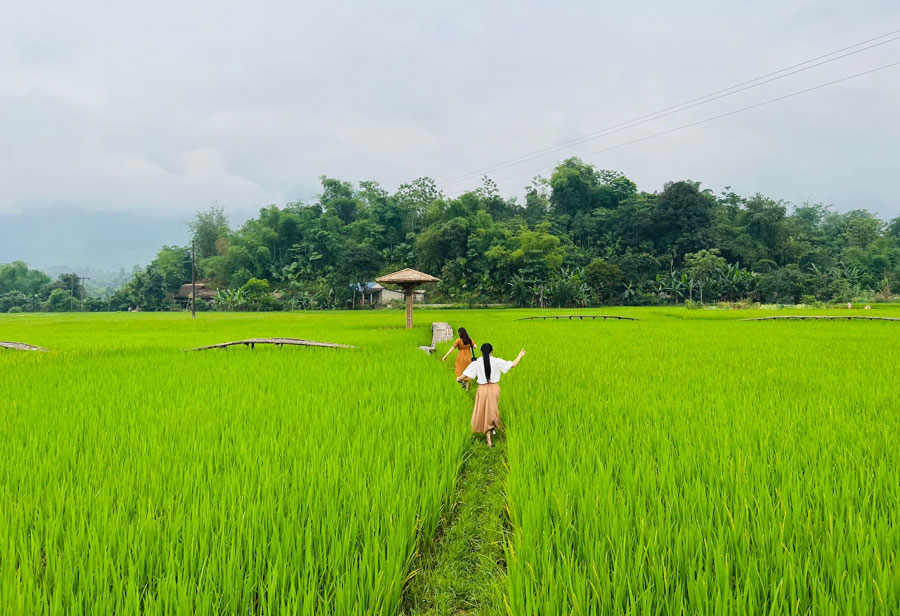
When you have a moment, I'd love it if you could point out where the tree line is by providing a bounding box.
[3,157,899,312]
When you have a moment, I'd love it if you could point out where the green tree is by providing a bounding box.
[523,177,550,227]
[320,176,360,225]
[549,158,617,218]
[240,278,272,311]
[584,259,623,303]
[111,168,900,310]
[684,249,727,304]
[340,244,383,307]
[44,288,73,312]
[190,204,230,260]
[152,246,191,294]
[653,181,714,259]
[0,261,51,295]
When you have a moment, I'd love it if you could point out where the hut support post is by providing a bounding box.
[404,284,414,329]
[375,269,439,329]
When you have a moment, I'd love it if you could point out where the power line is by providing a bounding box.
[450,59,900,195]
[438,28,900,187]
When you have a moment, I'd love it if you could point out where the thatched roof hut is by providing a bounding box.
[375,268,440,286]
[375,268,440,328]
[175,283,217,300]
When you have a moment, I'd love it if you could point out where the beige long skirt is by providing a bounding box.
[471,382,501,434]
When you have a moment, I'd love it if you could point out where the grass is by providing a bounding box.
[499,316,900,614]
[0,312,471,614]
[3,307,900,614]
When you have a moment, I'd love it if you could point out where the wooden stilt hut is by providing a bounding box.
[375,268,440,329]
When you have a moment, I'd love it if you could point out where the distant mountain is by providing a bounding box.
[0,208,190,273]
[41,265,135,296]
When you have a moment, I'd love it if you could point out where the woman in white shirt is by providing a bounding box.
[458,343,526,448]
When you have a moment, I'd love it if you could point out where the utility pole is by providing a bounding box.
[191,241,197,320]
[79,276,90,311]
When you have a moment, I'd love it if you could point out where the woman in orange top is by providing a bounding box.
[442,327,476,389]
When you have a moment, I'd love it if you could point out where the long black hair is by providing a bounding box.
[480,343,493,381]
[459,327,473,348]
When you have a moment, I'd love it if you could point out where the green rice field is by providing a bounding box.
[2,308,899,614]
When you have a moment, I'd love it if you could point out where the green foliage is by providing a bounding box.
[653,180,715,258]
[584,259,623,301]
[115,268,168,311]
[15,160,899,313]
[151,246,191,294]
[189,204,230,260]
[684,248,727,304]
[43,288,73,312]
[549,158,621,217]
[239,277,274,310]
[0,261,51,295]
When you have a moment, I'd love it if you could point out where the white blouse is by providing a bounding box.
[462,356,514,385]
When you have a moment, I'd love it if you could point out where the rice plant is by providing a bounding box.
[500,316,900,615]
[3,308,900,614]
[0,312,470,614]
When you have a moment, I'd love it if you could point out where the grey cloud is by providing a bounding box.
[2,0,899,226]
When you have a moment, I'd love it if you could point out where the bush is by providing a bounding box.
[7,306,23,313]
[630,291,662,306]
[716,300,757,310]
[684,299,703,310]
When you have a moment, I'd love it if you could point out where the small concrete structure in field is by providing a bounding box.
[375,268,440,329]
[419,322,454,354]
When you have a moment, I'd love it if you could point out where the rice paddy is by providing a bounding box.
[2,308,899,614]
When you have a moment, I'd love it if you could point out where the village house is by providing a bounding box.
[174,282,218,308]
[356,282,425,306]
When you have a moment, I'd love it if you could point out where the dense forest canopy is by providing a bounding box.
[3,157,900,312]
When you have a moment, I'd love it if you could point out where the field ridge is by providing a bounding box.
[402,429,509,616]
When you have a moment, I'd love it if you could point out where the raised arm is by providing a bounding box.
[458,359,477,382]
[510,349,526,368]
[441,340,456,362]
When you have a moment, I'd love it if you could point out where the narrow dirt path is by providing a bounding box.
[403,430,508,616]
[404,323,509,616]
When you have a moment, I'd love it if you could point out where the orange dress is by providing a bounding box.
[452,338,476,378]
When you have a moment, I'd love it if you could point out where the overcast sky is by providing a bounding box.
[2,0,899,269]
